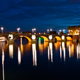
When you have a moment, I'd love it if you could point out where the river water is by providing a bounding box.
[0,38,80,80]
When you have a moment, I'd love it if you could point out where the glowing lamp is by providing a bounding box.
[8,34,13,40]
[32,35,36,40]
[62,35,65,40]
[49,35,52,40]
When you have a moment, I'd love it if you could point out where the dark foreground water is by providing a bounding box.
[0,38,80,80]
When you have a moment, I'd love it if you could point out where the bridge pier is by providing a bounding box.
[61,35,66,42]
[8,40,14,44]
[31,40,37,43]
[8,34,14,44]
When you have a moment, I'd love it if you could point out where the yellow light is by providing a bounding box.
[49,35,52,40]
[32,35,36,40]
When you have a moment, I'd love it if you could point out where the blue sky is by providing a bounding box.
[0,0,80,32]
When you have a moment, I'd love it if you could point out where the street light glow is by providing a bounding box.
[47,29,49,33]
[32,28,36,33]
[50,29,52,31]
[1,27,4,33]
[17,28,20,32]
[63,29,65,32]
[59,30,61,32]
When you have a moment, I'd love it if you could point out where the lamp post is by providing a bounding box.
[47,29,49,33]
[59,30,61,32]
[32,28,36,34]
[59,30,61,35]
[1,27,4,33]
[17,28,20,33]
[63,29,65,33]
[50,29,52,32]
[34,28,36,33]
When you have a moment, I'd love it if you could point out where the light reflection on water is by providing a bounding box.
[48,42,53,62]
[0,41,80,63]
[2,47,5,80]
[1,40,80,80]
[32,43,37,66]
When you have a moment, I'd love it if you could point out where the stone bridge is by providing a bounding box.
[0,33,74,43]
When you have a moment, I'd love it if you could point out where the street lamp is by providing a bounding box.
[63,29,65,33]
[32,29,34,33]
[17,28,20,33]
[34,28,36,33]
[32,28,36,33]
[59,30,61,32]
[50,29,52,32]
[47,29,49,33]
[1,27,4,33]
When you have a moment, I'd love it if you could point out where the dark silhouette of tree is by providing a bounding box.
[49,31,57,34]
[60,32,65,35]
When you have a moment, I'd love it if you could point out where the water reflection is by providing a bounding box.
[39,43,43,55]
[1,40,80,80]
[60,43,62,59]
[77,43,80,59]
[48,42,53,63]
[32,43,37,66]
[61,42,66,61]
[66,41,74,57]
[2,47,5,80]
[1,41,80,67]
[18,47,21,65]
[54,42,61,50]
[20,38,23,55]
[9,44,13,58]
[69,45,71,58]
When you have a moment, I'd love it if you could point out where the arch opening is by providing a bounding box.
[66,37,72,41]
[55,36,61,41]
[37,36,48,43]
[40,36,48,42]
[14,36,32,42]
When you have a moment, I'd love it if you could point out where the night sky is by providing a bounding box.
[0,0,80,32]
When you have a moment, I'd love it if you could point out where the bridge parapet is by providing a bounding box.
[0,33,74,43]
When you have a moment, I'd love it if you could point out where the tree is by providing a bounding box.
[60,32,65,35]
[49,31,57,34]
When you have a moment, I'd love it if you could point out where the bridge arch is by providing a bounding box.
[55,36,61,41]
[37,36,49,42]
[66,36,72,41]
[14,35,32,42]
